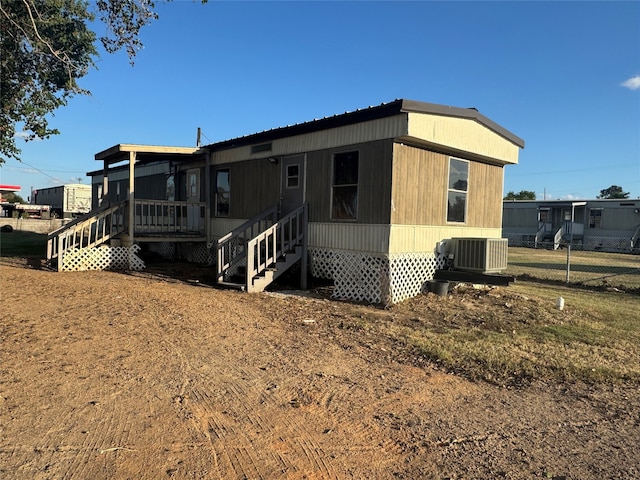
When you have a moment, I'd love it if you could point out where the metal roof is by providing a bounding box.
[206,99,525,152]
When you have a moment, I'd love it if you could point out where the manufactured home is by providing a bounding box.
[48,99,524,303]
[503,199,640,251]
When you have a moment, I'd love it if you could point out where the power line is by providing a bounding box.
[7,163,87,175]
[6,160,66,183]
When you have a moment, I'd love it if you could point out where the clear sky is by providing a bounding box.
[3,0,639,201]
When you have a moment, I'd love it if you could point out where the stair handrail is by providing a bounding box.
[47,200,128,270]
[535,223,546,247]
[553,226,563,250]
[216,204,278,282]
[246,203,308,290]
[631,224,640,249]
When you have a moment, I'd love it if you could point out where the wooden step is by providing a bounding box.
[217,281,246,291]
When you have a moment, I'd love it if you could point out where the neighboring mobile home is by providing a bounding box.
[51,99,524,303]
[503,199,640,252]
[33,183,92,218]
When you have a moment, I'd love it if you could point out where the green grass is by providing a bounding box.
[356,280,640,386]
[0,230,48,258]
[506,246,640,289]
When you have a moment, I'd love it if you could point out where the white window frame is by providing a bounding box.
[286,163,300,189]
[446,157,469,224]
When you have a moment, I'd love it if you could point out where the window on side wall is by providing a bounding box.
[216,169,230,216]
[166,174,175,201]
[447,158,469,223]
[589,208,603,228]
[331,151,359,220]
[538,208,550,223]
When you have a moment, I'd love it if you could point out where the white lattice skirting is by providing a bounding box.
[146,242,176,260]
[61,244,145,271]
[310,248,446,304]
[176,242,211,264]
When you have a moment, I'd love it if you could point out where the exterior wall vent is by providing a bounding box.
[452,237,508,273]
[251,143,272,154]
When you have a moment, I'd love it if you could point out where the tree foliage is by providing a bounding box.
[0,0,160,164]
[2,192,25,204]
[504,190,536,200]
[597,185,629,199]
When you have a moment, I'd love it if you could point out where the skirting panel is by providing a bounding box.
[176,242,211,264]
[146,242,176,260]
[583,236,632,251]
[309,248,446,304]
[388,252,447,303]
[62,244,145,271]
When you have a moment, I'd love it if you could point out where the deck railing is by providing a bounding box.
[47,199,207,270]
[47,201,127,270]
[134,199,205,233]
[216,205,278,282]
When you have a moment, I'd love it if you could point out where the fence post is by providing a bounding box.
[565,243,571,283]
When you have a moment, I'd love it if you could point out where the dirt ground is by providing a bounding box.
[1,258,638,480]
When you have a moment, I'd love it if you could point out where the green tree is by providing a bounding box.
[0,0,161,163]
[2,192,25,204]
[504,190,536,200]
[597,185,629,199]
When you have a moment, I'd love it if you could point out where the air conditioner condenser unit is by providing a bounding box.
[452,237,508,273]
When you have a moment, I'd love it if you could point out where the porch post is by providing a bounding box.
[102,160,109,203]
[300,203,308,290]
[126,151,136,248]
[205,150,212,247]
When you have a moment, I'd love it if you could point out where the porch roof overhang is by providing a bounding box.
[538,201,587,208]
[95,144,206,166]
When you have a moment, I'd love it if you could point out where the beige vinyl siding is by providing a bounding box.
[213,115,408,165]
[390,144,447,225]
[407,112,520,164]
[391,143,504,228]
[306,139,394,224]
[389,225,503,254]
[467,161,504,228]
[309,223,390,253]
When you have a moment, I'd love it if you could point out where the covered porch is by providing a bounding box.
[535,201,587,248]
[47,144,210,271]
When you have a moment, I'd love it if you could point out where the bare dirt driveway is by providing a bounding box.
[1,259,638,479]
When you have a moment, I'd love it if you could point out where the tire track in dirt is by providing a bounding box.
[159,294,421,479]
[168,338,342,479]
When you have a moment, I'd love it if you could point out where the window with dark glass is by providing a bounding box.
[589,208,602,228]
[286,164,299,188]
[447,158,469,223]
[216,169,230,216]
[331,151,359,220]
[538,209,550,223]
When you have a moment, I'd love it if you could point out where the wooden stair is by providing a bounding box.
[216,203,308,293]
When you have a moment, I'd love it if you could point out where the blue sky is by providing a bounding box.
[3,0,639,201]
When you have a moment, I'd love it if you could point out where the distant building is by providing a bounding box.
[33,184,91,218]
[503,199,640,252]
